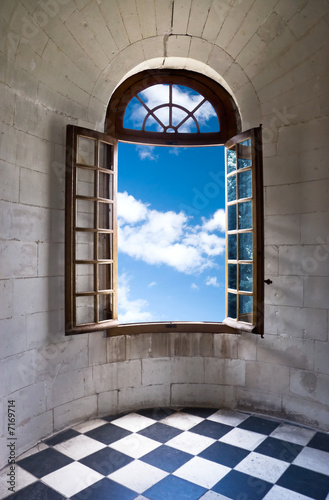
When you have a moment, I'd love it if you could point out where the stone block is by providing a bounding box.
[171,332,213,357]
[0,85,15,126]
[142,358,171,386]
[0,121,18,165]
[0,241,37,278]
[265,276,303,307]
[265,305,327,341]
[187,0,212,37]
[99,0,129,51]
[189,37,212,64]
[54,395,97,431]
[279,245,329,277]
[245,360,290,395]
[46,369,85,409]
[1,315,27,359]
[290,369,329,407]
[142,36,163,61]
[97,390,119,417]
[117,0,142,44]
[137,0,156,38]
[118,360,142,389]
[236,33,267,69]
[256,337,314,370]
[301,212,329,245]
[265,245,279,276]
[126,334,152,360]
[1,350,36,397]
[202,1,227,42]
[171,383,236,408]
[80,2,118,60]
[37,242,64,277]
[237,335,257,361]
[0,280,12,320]
[118,385,170,412]
[236,387,282,415]
[265,215,300,246]
[167,35,191,58]
[0,201,49,242]
[150,332,171,358]
[171,357,204,384]
[9,382,47,425]
[16,411,53,460]
[88,331,107,366]
[172,0,191,33]
[26,309,65,349]
[154,0,172,35]
[304,276,329,309]
[282,394,329,431]
[314,341,329,375]
[205,358,246,386]
[92,363,118,394]
[12,276,62,316]
[107,335,126,363]
[213,334,238,359]
[0,160,19,203]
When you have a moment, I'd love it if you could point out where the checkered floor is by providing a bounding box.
[1,408,329,500]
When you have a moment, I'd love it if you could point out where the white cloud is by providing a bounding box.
[202,209,226,233]
[148,281,157,287]
[205,276,220,287]
[117,191,225,275]
[118,273,153,323]
[191,283,199,290]
[136,145,158,161]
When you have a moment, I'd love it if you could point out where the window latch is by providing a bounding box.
[264,279,273,285]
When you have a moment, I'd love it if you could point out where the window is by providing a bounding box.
[65,70,263,336]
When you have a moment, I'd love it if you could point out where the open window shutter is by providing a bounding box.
[65,125,118,335]
[223,127,264,335]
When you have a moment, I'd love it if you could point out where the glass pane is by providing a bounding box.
[98,263,113,291]
[228,204,237,231]
[98,142,113,170]
[238,170,252,199]
[228,234,237,260]
[177,116,198,133]
[239,233,253,260]
[76,231,94,260]
[239,295,253,323]
[76,264,94,293]
[228,263,237,290]
[227,174,236,202]
[145,115,162,132]
[77,136,95,166]
[239,264,253,292]
[76,168,94,197]
[196,101,219,132]
[76,200,94,228]
[124,96,147,129]
[228,293,237,319]
[238,139,251,170]
[241,138,251,147]
[227,148,236,174]
[238,201,252,230]
[238,158,252,169]
[98,294,113,321]
[98,233,113,260]
[154,107,169,127]
[98,202,113,230]
[99,172,113,200]
[76,296,94,325]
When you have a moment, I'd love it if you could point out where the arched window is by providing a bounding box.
[65,70,264,336]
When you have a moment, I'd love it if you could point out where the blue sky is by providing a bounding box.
[116,83,226,323]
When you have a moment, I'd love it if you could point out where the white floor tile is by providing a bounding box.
[166,431,215,455]
[174,456,230,489]
[73,419,108,433]
[54,434,106,460]
[200,492,233,500]
[270,423,316,446]
[219,427,267,450]
[0,465,37,498]
[110,412,155,432]
[42,462,103,497]
[161,411,204,430]
[234,452,289,483]
[109,433,161,458]
[109,460,168,494]
[263,484,315,500]
[208,409,250,427]
[293,446,329,475]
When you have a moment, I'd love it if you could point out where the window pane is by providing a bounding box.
[98,233,113,260]
[196,101,219,132]
[239,233,253,260]
[228,293,237,319]
[177,116,198,133]
[77,136,95,166]
[228,204,237,231]
[228,234,237,260]
[239,295,253,323]
[228,263,237,290]
[76,296,94,325]
[99,172,113,200]
[76,168,94,197]
[238,201,252,230]
[76,231,94,260]
[76,264,94,293]
[98,263,113,291]
[238,140,251,170]
[98,202,113,230]
[124,96,147,129]
[227,174,236,202]
[98,294,113,321]
[98,142,113,170]
[76,200,94,228]
[145,115,162,132]
[227,148,236,174]
[239,263,253,292]
[238,170,252,199]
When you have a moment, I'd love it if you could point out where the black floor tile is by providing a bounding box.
[182,407,217,418]
[238,416,280,435]
[17,448,73,478]
[277,464,329,500]
[138,422,182,443]
[190,420,233,440]
[102,412,129,423]
[43,429,80,446]
[70,478,137,500]
[212,469,272,499]
[199,441,249,468]
[307,432,329,453]
[255,436,303,462]
[84,423,131,445]
[79,446,133,475]
[6,481,66,499]
[140,444,193,473]
[144,474,207,500]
